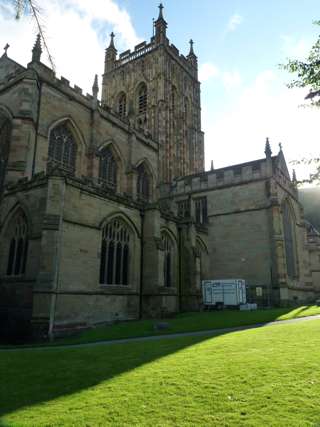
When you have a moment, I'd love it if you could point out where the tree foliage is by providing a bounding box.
[282,21,320,185]
[282,21,320,107]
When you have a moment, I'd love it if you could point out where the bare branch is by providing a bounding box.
[12,0,55,71]
[26,0,55,71]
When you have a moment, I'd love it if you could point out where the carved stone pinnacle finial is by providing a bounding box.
[188,39,196,57]
[92,74,99,96]
[292,169,297,183]
[109,32,116,49]
[32,34,42,62]
[265,137,272,157]
[158,3,164,19]
[3,43,9,56]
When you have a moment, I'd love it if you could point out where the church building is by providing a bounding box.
[0,5,319,337]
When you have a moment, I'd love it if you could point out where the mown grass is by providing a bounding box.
[55,305,320,345]
[1,319,320,426]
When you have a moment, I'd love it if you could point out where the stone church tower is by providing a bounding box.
[101,4,204,183]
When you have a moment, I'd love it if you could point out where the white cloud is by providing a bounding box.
[203,69,320,182]
[0,0,141,95]
[199,62,219,83]
[199,63,242,92]
[226,14,243,33]
[281,35,312,60]
[222,70,242,91]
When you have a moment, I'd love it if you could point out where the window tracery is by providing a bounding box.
[6,211,29,276]
[162,232,173,287]
[99,147,117,190]
[47,123,77,175]
[195,197,208,225]
[99,218,130,285]
[118,93,127,119]
[282,202,298,278]
[137,163,150,201]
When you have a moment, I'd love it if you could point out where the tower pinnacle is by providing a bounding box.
[189,39,195,56]
[108,32,116,50]
[32,34,42,62]
[92,74,99,97]
[158,3,164,20]
[292,169,297,184]
[265,137,272,157]
[154,3,168,44]
[3,43,9,57]
[187,38,198,70]
[104,32,117,73]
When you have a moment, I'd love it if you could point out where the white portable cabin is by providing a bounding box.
[202,279,246,307]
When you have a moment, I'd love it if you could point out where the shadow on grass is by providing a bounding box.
[1,306,318,350]
[0,306,319,420]
[0,332,223,420]
[52,306,319,347]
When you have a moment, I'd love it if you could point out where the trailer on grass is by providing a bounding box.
[202,279,246,309]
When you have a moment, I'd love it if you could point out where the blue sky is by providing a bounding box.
[1,0,319,180]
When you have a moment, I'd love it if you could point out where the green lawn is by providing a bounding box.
[1,319,320,426]
[55,305,320,345]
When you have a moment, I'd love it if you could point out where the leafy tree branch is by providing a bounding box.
[281,21,320,107]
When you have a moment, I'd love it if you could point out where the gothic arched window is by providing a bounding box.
[282,201,298,278]
[195,238,208,289]
[99,218,131,285]
[47,123,77,175]
[137,163,150,201]
[162,232,173,287]
[118,93,127,119]
[0,115,11,197]
[99,147,117,190]
[138,83,147,114]
[6,211,29,276]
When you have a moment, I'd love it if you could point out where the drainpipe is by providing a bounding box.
[48,177,66,340]
[139,210,145,319]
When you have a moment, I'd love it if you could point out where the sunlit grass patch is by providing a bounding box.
[1,319,320,426]
[55,305,320,345]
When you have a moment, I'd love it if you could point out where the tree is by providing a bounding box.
[282,21,320,107]
[281,20,320,185]
[12,0,55,70]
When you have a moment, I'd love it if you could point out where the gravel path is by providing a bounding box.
[1,313,320,352]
